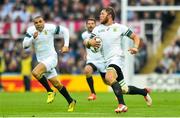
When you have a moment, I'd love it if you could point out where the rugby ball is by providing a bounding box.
[90,37,102,53]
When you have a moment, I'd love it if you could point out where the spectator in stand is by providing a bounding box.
[21,49,32,91]
[154,60,167,74]
[0,0,178,74]
[0,44,5,91]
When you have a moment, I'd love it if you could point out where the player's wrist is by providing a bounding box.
[133,45,139,52]
[86,40,91,48]
[134,44,139,50]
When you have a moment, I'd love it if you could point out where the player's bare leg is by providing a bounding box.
[32,63,46,80]
[84,65,96,100]
[105,67,127,113]
[49,77,76,112]
[32,63,54,103]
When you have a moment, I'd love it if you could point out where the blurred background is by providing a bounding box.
[0,0,180,92]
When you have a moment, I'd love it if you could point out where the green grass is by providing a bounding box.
[0,92,180,117]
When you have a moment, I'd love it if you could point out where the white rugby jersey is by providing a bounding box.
[81,31,104,61]
[92,23,131,60]
[23,23,69,61]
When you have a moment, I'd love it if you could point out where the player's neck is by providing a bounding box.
[87,30,92,33]
[105,20,113,26]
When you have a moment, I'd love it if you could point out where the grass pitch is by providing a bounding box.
[0,91,180,117]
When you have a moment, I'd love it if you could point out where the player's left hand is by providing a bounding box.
[128,48,138,54]
[60,46,69,53]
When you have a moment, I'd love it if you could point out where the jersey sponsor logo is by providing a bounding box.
[98,29,105,33]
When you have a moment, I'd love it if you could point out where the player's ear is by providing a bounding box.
[108,14,112,19]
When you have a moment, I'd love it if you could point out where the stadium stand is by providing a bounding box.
[0,0,179,74]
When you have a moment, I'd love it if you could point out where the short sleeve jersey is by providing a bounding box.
[92,23,131,60]
[81,31,104,61]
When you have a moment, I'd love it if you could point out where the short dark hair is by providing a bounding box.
[102,7,115,20]
[86,17,96,24]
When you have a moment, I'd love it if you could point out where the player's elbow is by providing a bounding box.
[22,41,30,49]
[84,39,91,48]
[131,33,140,41]
[63,28,69,36]
[60,26,68,34]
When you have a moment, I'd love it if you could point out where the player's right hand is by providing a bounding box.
[128,47,138,55]
[89,38,101,48]
[60,46,69,53]
[33,31,38,39]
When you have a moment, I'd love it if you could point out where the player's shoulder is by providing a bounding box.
[92,24,104,33]
[113,23,123,27]
[81,31,90,39]
[82,31,88,36]
[45,23,56,29]
[27,25,36,33]
[114,23,128,29]
[113,23,129,32]
[95,24,105,29]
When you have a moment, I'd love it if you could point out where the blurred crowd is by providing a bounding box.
[0,0,179,22]
[0,0,179,75]
[154,32,180,74]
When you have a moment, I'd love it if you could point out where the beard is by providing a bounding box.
[100,16,109,24]
[88,26,93,32]
[36,26,44,32]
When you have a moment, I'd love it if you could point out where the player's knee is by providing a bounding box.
[105,68,117,85]
[32,70,41,80]
[84,67,93,77]
[121,85,129,94]
[105,73,115,85]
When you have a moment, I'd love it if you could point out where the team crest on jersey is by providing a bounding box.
[113,27,118,32]
[44,30,47,35]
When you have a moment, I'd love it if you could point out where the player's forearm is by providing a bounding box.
[131,33,141,49]
[23,37,34,49]
[83,39,91,48]
[60,26,69,47]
